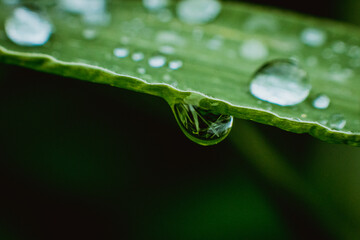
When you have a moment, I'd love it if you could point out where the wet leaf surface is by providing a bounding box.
[0,0,359,146]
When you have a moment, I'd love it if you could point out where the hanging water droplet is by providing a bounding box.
[328,114,346,130]
[142,0,169,11]
[131,52,145,62]
[300,28,326,47]
[113,47,129,58]
[148,55,167,68]
[5,6,53,47]
[250,59,311,106]
[312,94,330,110]
[240,39,268,61]
[169,60,183,70]
[172,102,233,146]
[176,0,222,24]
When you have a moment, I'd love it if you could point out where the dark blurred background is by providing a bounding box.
[1,0,360,240]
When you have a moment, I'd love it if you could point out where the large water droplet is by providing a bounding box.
[5,6,52,46]
[312,94,330,110]
[148,55,167,68]
[300,28,326,47]
[329,114,346,130]
[250,59,311,106]
[142,0,169,11]
[173,102,233,146]
[176,0,221,24]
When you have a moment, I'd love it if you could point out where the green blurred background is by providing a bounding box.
[1,0,360,239]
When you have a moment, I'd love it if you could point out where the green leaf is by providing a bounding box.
[0,0,359,146]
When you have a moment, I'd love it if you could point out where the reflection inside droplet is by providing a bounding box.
[172,102,233,146]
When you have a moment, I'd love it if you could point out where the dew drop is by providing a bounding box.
[192,28,204,41]
[250,59,311,106]
[301,28,326,47]
[332,41,346,54]
[329,114,346,130]
[169,60,183,70]
[172,102,233,146]
[159,45,175,55]
[313,94,330,110]
[148,55,167,68]
[137,67,146,74]
[142,0,169,11]
[5,6,52,47]
[82,28,97,40]
[131,52,145,62]
[306,56,318,67]
[1,0,19,6]
[207,36,223,50]
[240,39,268,61]
[176,0,222,24]
[156,9,173,22]
[113,47,129,58]
[59,0,106,15]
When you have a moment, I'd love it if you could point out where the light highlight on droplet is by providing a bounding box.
[250,59,311,106]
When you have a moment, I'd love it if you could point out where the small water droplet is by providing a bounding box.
[322,48,336,60]
[82,28,97,40]
[240,39,268,61]
[347,45,360,58]
[156,31,186,46]
[159,45,175,55]
[5,6,52,46]
[82,10,111,26]
[312,94,330,109]
[131,52,145,62]
[142,0,169,11]
[192,28,204,41]
[173,102,233,146]
[148,55,167,68]
[60,0,106,14]
[329,114,346,130]
[306,56,318,67]
[250,59,311,106]
[207,36,223,50]
[137,67,146,74]
[300,28,326,47]
[332,41,346,54]
[243,15,279,32]
[176,0,222,24]
[1,0,19,6]
[169,60,183,70]
[113,47,129,58]
[156,9,173,22]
